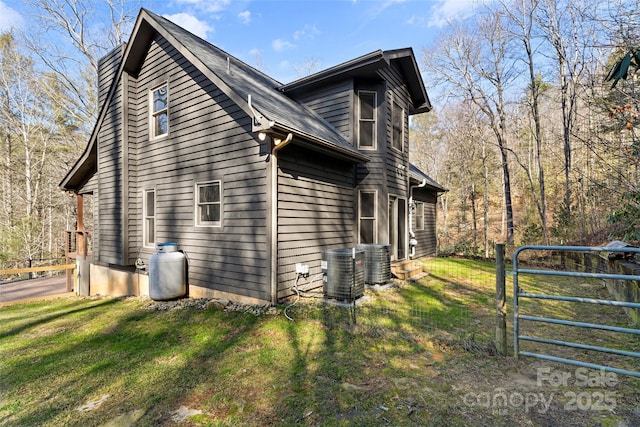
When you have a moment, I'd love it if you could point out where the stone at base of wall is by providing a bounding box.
[86,263,268,305]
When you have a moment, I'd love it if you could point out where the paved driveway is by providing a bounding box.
[0,276,70,304]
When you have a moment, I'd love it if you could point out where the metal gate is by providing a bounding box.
[513,245,640,378]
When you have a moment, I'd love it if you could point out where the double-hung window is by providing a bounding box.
[195,181,222,227]
[358,91,376,149]
[392,100,404,151]
[143,189,156,247]
[150,83,168,139]
[415,202,424,231]
[359,190,377,244]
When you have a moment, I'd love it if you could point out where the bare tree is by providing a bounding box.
[535,0,596,220]
[22,0,138,131]
[424,12,518,246]
[0,33,51,261]
[500,0,550,243]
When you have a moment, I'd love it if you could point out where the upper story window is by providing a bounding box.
[358,91,376,149]
[143,188,156,248]
[195,181,222,227]
[392,100,404,151]
[150,83,168,139]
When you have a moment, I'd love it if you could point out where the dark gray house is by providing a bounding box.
[60,9,445,304]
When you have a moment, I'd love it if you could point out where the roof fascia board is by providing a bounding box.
[384,49,432,114]
[271,123,370,163]
[60,11,151,191]
[279,50,388,93]
[141,12,261,123]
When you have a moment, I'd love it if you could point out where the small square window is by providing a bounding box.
[150,84,168,138]
[195,181,222,227]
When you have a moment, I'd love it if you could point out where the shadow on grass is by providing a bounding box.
[0,299,262,426]
[0,298,120,339]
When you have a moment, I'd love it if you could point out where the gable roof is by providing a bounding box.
[61,8,369,191]
[280,48,432,115]
[409,163,447,193]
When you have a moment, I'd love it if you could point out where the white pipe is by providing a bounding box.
[269,133,293,305]
[408,179,427,258]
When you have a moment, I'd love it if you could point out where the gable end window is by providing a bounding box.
[150,83,168,139]
[392,100,404,151]
[195,181,222,227]
[358,91,376,149]
[143,189,156,248]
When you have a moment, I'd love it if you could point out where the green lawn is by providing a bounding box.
[1,258,638,426]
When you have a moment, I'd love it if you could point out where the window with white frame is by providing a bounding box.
[358,91,376,149]
[195,181,222,227]
[150,83,168,139]
[415,201,425,231]
[143,189,156,247]
[392,100,404,151]
[359,190,376,244]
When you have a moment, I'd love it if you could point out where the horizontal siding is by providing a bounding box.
[412,189,438,257]
[97,45,123,109]
[277,145,356,295]
[295,80,353,140]
[380,65,411,196]
[128,34,269,301]
[97,68,124,265]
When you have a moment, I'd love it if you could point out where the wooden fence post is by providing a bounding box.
[495,243,507,356]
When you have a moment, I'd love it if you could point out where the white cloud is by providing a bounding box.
[293,24,320,41]
[176,0,231,13]
[272,38,296,52]
[0,1,24,32]
[427,0,477,28]
[163,13,214,39]
[405,15,426,26]
[238,10,251,24]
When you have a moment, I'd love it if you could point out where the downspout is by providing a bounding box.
[269,133,293,305]
[408,179,427,259]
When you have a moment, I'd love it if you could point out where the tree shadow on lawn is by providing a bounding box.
[0,298,263,426]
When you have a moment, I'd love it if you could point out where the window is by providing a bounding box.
[195,181,222,227]
[392,100,404,151]
[358,91,376,149]
[150,83,168,138]
[359,190,377,244]
[143,189,156,247]
[415,202,424,231]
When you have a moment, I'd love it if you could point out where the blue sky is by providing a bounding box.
[2,0,476,83]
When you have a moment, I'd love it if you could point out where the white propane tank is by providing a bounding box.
[149,242,186,300]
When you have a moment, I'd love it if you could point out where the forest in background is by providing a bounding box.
[412,0,640,257]
[1,0,639,269]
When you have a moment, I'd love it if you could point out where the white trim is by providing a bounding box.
[149,82,169,140]
[194,180,223,227]
[142,188,156,248]
[357,90,377,150]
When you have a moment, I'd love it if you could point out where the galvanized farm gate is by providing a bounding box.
[512,245,640,379]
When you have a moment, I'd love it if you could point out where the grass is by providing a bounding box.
[1,257,638,426]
